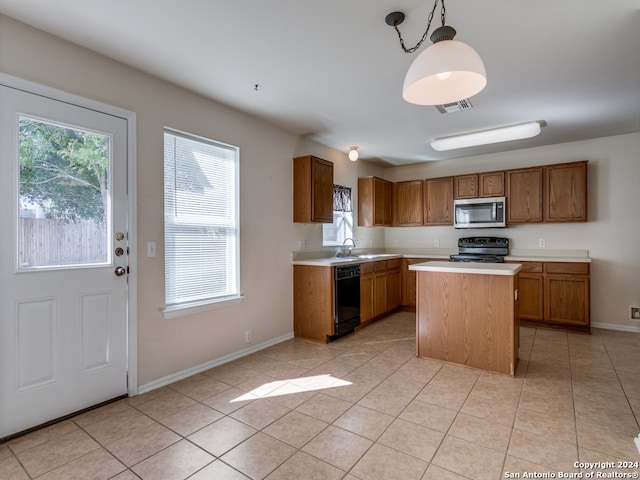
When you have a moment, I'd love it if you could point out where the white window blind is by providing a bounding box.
[163,129,240,312]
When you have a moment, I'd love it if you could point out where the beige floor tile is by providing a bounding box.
[576,421,640,459]
[461,391,518,426]
[168,373,231,401]
[432,435,505,480]
[221,432,296,479]
[229,398,290,429]
[575,401,639,436]
[448,413,512,452]
[263,411,328,448]
[265,451,344,480]
[158,402,224,436]
[73,400,134,428]
[0,454,30,480]
[35,448,125,480]
[573,385,633,414]
[518,389,575,416]
[8,420,79,454]
[333,404,394,440]
[351,443,428,480]
[188,416,257,457]
[503,455,557,478]
[302,425,372,471]
[523,377,573,399]
[578,447,640,471]
[131,440,213,480]
[133,389,198,420]
[399,399,457,432]
[0,444,10,460]
[82,408,155,445]
[377,418,443,462]
[105,422,180,467]
[262,386,317,409]
[295,392,352,423]
[421,464,469,479]
[414,382,469,410]
[508,428,578,472]
[189,459,250,479]
[514,406,577,445]
[14,429,100,478]
[110,471,140,480]
[320,380,374,403]
[203,364,264,386]
[357,386,413,416]
[200,386,258,414]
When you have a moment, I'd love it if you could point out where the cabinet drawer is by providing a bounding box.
[374,260,387,271]
[545,262,589,275]
[387,258,401,270]
[360,262,374,274]
[518,262,543,273]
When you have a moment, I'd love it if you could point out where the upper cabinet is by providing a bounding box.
[455,171,504,199]
[393,180,424,226]
[506,167,543,223]
[359,176,392,226]
[293,155,333,223]
[424,176,454,225]
[544,161,588,222]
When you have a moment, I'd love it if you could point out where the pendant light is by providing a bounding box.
[386,0,486,106]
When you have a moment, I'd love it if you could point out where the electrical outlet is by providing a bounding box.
[393,239,398,247]
[298,240,306,250]
[434,239,440,247]
[631,307,640,320]
[539,238,546,248]
[245,330,252,343]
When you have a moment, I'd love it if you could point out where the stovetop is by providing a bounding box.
[449,237,510,263]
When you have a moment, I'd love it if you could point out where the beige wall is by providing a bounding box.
[383,133,640,331]
[2,14,638,393]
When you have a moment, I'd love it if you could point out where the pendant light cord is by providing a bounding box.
[392,0,446,53]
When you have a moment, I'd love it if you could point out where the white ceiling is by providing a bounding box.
[1,0,638,166]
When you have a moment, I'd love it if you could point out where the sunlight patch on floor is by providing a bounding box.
[231,374,352,402]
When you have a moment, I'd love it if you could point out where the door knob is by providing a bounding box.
[114,266,127,276]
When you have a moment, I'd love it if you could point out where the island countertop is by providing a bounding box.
[409,261,522,276]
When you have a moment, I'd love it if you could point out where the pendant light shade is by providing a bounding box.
[403,39,487,106]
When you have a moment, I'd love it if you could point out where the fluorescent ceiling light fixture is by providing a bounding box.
[430,121,543,151]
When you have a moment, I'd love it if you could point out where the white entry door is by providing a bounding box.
[0,84,129,438]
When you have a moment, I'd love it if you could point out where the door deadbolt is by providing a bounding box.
[115,247,124,256]
[114,266,127,276]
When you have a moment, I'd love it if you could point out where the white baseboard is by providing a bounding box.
[591,322,640,333]
[137,331,295,395]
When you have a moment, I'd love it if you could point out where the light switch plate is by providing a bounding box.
[146,241,156,257]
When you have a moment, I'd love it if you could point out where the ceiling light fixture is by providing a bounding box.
[348,146,359,161]
[430,121,543,151]
[386,0,486,106]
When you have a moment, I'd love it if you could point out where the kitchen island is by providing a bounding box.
[409,261,522,375]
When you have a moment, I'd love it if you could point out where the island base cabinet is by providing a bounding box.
[416,270,519,376]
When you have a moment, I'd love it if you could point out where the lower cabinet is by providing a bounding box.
[293,265,333,342]
[361,259,401,324]
[511,261,590,333]
[401,258,438,309]
[360,263,374,322]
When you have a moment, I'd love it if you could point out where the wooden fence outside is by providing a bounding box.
[19,218,107,268]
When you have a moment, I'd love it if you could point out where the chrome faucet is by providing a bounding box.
[342,238,356,257]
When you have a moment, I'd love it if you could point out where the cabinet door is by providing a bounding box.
[312,157,334,223]
[360,272,374,322]
[506,167,543,223]
[358,177,392,227]
[395,180,424,226]
[387,268,401,310]
[424,177,454,225]
[544,276,590,326]
[518,273,544,320]
[293,266,333,341]
[373,271,387,317]
[544,161,587,222]
[454,174,478,199]
[479,171,505,197]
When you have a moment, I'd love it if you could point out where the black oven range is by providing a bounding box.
[449,237,509,263]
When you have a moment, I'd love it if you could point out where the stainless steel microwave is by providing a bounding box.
[453,196,506,229]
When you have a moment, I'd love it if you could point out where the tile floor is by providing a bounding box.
[1,311,639,480]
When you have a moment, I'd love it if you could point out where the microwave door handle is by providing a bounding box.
[492,203,496,220]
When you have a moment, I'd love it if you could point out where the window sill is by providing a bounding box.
[162,295,244,320]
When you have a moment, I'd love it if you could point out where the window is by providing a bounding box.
[163,129,240,316]
[323,185,353,246]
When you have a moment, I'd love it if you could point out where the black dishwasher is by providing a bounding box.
[334,264,361,337]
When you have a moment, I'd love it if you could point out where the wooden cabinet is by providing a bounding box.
[544,262,590,328]
[360,263,374,323]
[358,176,392,226]
[511,261,590,333]
[544,161,588,222]
[393,180,423,226]
[293,155,333,223]
[401,258,437,309]
[455,171,504,199]
[373,261,388,317]
[293,265,333,342]
[424,176,454,225]
[386,258,402,311]
[506,167,543,223]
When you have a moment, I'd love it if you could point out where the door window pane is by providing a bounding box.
[18,116,111,269]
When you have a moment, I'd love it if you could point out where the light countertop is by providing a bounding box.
[409,261,522,276]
